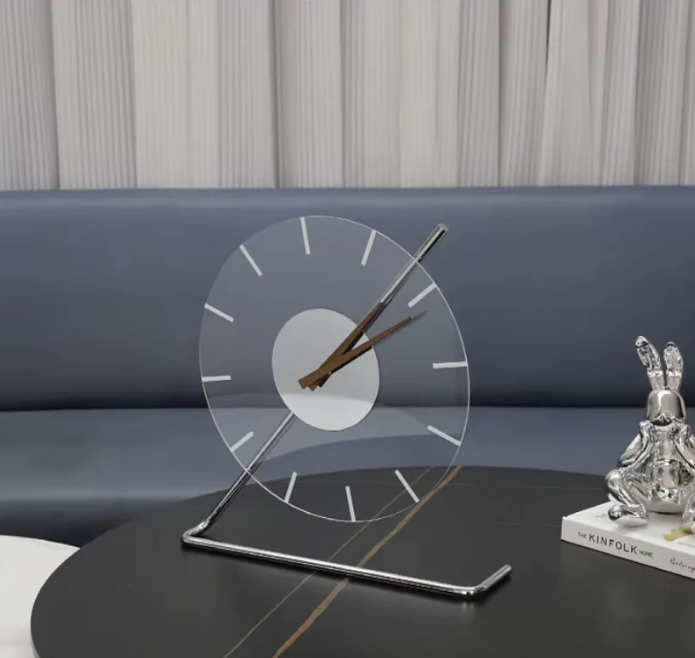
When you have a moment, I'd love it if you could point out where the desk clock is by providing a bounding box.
[182,216,510,598]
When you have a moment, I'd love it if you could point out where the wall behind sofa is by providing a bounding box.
[1,0,695,192]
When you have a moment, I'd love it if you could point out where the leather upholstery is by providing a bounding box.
[1,186,694,544]
[0,406,647,545]
[1,187,694,410]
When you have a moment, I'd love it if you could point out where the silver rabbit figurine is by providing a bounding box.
[605,336,695,530]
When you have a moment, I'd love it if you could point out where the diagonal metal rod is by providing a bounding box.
[187,411,296,537]
[378,223,448,306]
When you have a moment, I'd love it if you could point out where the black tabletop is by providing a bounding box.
[32,467,695,658]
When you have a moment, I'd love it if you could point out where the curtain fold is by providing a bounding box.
[459,0,500,186]
[636,0,691,184]
[276,0,343,187]
[189,0,220,188]
[344,0,400,188]
[52,0,136,189]
[0,0,58,191]
[499,0,548,186]
[682,2,695,184]
[131,0,191,187]
[539,0,594,185]
[2,0,695,191]
[220,0,276,188]
[599,0,641,184]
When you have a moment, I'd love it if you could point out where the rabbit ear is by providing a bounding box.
[663,342,684,391]
[636,336,665,390]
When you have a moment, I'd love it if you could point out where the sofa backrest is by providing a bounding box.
[0,187,694,410]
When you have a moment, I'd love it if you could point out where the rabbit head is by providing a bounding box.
[636,336,687,425]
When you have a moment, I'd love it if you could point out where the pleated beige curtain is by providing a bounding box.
[0,0,58,189]
[539,0,695,185]
[1,0,694,191]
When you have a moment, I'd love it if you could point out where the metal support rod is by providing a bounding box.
[378,223,448,306]
[187,411,296,537]
[182,224,511,600]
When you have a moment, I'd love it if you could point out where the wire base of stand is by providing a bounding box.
[182,523,511,599]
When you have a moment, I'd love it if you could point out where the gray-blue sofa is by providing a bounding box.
[1,187,694,546]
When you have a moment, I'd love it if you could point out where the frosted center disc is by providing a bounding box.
[272,308,380,432]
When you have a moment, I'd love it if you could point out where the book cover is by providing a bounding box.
[561,502,695,580]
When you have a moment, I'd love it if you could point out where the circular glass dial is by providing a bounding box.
[200,216,469,523]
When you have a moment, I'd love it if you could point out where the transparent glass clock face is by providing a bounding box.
[200,216,469,523]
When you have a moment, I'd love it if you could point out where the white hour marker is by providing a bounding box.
[284,471,298,503]
[240,244,262,276]
[300,217,310,255]
[361,229,376,266]
[205,303,234,324]
[394,470,419,503]
[345,485,356,521]
[202,375,231,383]
[407,282,437,308]
[427,425,461,447]
[432,361,468,369]
[230,431,254,453]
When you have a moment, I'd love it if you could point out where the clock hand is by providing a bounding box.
[298,316,412,389]
[304,223,449,391]
[309,301,384,390]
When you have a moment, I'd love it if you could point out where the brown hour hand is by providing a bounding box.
[298,316,412,390]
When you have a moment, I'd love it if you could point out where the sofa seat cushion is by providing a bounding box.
[0,407,644,544]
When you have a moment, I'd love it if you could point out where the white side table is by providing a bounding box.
[0,536,77,658]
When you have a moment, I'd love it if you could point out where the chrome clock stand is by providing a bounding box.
[183,224,511,599]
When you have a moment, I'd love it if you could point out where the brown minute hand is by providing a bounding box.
[305,302,384,391]
[298,316,412,390]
